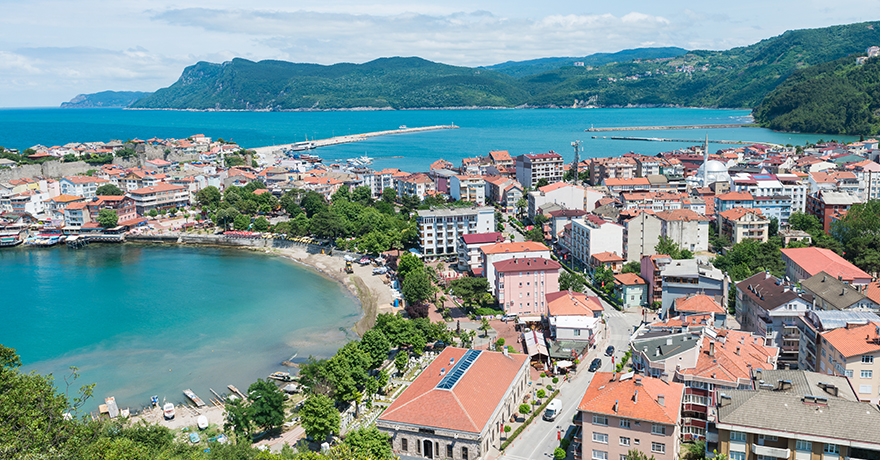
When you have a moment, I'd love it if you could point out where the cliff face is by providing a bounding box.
[60,91,151,108]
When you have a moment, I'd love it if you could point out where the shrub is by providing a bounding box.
[495,337,505,347]
[560,438,571,450]
[547,385,553,391]
[537,389,546,398]
[552,377,559,384]
[518,404,530,415]
[474,307,503,316]
[504,425,511,433]
[554,447,566,460]
[405,302,430,319]
[540,372,547,378]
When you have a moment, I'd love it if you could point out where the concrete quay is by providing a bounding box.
[252,124,458,155]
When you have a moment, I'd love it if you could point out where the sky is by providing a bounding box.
[1,0,879,108]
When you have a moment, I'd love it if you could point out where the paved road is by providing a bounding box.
[498,293,642,460]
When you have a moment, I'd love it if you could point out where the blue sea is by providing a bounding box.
[0,244,360,413]
[0,107,858,172]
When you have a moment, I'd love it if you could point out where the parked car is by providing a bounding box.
[372,267,388,275]
[543,399,561,421]
[589,358,602,372]
[605,345,615,356]
[501,314,517,322]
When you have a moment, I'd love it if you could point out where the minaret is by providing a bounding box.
[703,133,709,186]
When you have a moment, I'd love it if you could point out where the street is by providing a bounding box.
[497,290,642,460]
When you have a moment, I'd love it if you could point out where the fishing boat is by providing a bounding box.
[163,403,176,419]
[0,230,23,247]
[197,415,209,430]
[268,371,293,382]
[183,389,206,407]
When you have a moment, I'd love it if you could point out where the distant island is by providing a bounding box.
[83,21,880,134]
[61,90,152,108]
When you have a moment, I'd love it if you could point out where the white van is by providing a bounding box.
[543,399,561,421]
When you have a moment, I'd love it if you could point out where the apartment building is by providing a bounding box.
[718,208,770,244]
[817,321,880,403]
[798,310,880,372]
[780,247,872,288]
[60,175,108,199]
[416,207,495,257]
[126,183,190,215]
[457,232,504,273]
[516,152,564,188]
[569,215,625,272]
[450,175,486,204]
[480,241,551,291]
[527,182,585,220]
[576,373,684,460]
[396,173,435,202]
[494,257,561,316]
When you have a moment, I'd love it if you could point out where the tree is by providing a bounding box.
[402,269,432,306]
[148,209,158,218]
[253,216,270,232]
[625,450,657,460]
[381,187,397,204]
[343,427,393,459]
[536,178,549,188]
[554,447,567,460]
[769,217,779,238]
[536,389,546,398]
[394,350,408,375]
[96,184,124,196]
[830,200,880,275]
[223,396,252,441]
[789,211,823,234]
[196,185,222,209]
[621,261,641,274]
[682,440,707,460]
[526,226,544,242]
[559,271,585,292]
[378,370,389,389]
[515,198,528,219]
[96,209,118,228]
[449,277,490,308]
[300,394,340,441]
[246,379,285,434]
[359,329,391,370]
[655,235,693,259]
[518,403,530,415]
[301,191,327,217]
[396,252,424,280]
[310,208,345,238]
[233,213,250,230]
[479,317,491,337]
[592,265,616,294]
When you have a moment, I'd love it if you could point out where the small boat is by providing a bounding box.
[268,371,293,382]
[216,434,229,444]
[163,402,176,419]
[399,125,407,129]
[190,432,201,444]
[105,397,119,419]
[197,415,209,430]
[151,395,159,407]
[184,389,206,407]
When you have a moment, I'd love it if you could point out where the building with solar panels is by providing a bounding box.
[376,347,530,460]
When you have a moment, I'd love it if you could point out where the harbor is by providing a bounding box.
[251,124,458,156]
[585,123,755,132]
[598,135,783,148]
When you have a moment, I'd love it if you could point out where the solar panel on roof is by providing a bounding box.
[436,349,482,390]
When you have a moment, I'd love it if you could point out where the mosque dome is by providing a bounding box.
[691,159,732,186]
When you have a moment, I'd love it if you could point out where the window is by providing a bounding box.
[593,432,608,444]
[824,444,840,455]
[796,440,812,452]
[757,456,775,460]
[862,370,873,379]
[758,434,778,442]
[401,438,408,452]
[462,446,469,460]
[860,384,872,394]
[593,450,608,460]
[651,424,666,435]
[447,445,453,458]
[619,419,631,429]
[862,355,874,363]
[620,456,628,460]
[575,329,581,336]
[846,370,854,378]
[730,431,747,442]
[620,437,631,447]
[651,442,666,454]
[730,453,746,460]
[592,415,608,426]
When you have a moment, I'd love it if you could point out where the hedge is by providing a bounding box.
[499,389,560,451]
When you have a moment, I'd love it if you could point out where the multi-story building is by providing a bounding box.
[483,176,523,212]
[569,215,625,272]
[377,347,529,460]
[480,241,552,291]
[800,271,878,311]
[851,160,880,201]
[624,212,662,263]
[631,329,703,379]
[798,310,880,372]
[44,194,85,221]
[361,168,400,197]
[546,291,604,343]
[457,232,504,273]
[657,258,727,318]
[588,156,638,185]
[576,373,684,460]
[780,247,872,288]
[63,202,89,227]
[642,254,673,307]
[613,273,647,309]
[718,208,770,244]
[655,209,710,253]
[527,182,585,220]
[126,183,190,215]
[714,370,880,460]
[515,152,564,188]
[729,172,809,214]
[818,321,880,403]
[396,173,435,202]
[735,272,813,368]
[494,257,561,316]
[450,175,486,204]
[416,207,495,257]
[60,175,108,199]
[86,195,137,225]
[10,190,48,218]
[806,190,860,233]
[488,150,514,169]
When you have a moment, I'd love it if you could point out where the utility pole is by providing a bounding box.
[571,140,581,185]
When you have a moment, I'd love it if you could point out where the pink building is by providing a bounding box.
[576,373,683,460]
[494,257,561,317]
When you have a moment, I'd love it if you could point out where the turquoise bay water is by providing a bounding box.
[0,108,858,172]
[0,244,360,412]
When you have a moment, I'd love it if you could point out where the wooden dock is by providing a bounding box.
[228,385,247,401]
[586,123,754,132]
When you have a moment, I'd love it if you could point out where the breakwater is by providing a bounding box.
[252,124,458,155]
[585,123,754,132]
[601,135,782,148]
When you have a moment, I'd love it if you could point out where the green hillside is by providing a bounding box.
[753,55,880,135]
[482,47,688,78]
[60,90,151,108]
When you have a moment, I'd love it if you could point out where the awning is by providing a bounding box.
[517,316,542,324]
[556,360,573,368]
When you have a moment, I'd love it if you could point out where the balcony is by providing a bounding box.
[683,403,708,413]
[781,345,799,352]
[752,445,790,458]
[681,417,708,429]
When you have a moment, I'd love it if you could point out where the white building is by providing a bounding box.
[515,152,564,188]
[450,175,486,204]
[527,182,585,219]
[569,214,625,270]
[60,175,109,199]
[416,207,495,257]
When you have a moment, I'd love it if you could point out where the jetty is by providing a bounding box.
[183,389,206,408]
[252,124,458,156]
[603,135,782,148]
[586,123,754,132]
[228,385,247,401]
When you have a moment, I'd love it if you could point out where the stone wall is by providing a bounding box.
[0,158,139,182]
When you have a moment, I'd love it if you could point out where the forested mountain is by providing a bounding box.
[61,91,151,108]
[128,21,880,134]
[753,55,880,135]
[482,47,688,78]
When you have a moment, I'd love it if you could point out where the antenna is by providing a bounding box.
[571,140,581,185]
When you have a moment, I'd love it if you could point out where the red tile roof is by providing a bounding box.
[578,373,683,425]
[673,295,725,314]
[614,273,646,286]
[63,175,108,184]
[127,183,186,195]
[489,150,512,162]
[538,182,583,193]
[461,232,504,245]
[494,257,561,273]
[654,209,709,222]
[379,347,527,433]
[718,207,764,220]
[481,241,549,255]
[780,247,871,283]
[679,330,778,385]
[546,291,604,315]
[715,191,754,201]
[591,251,625,263]
[822,322,880,358]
